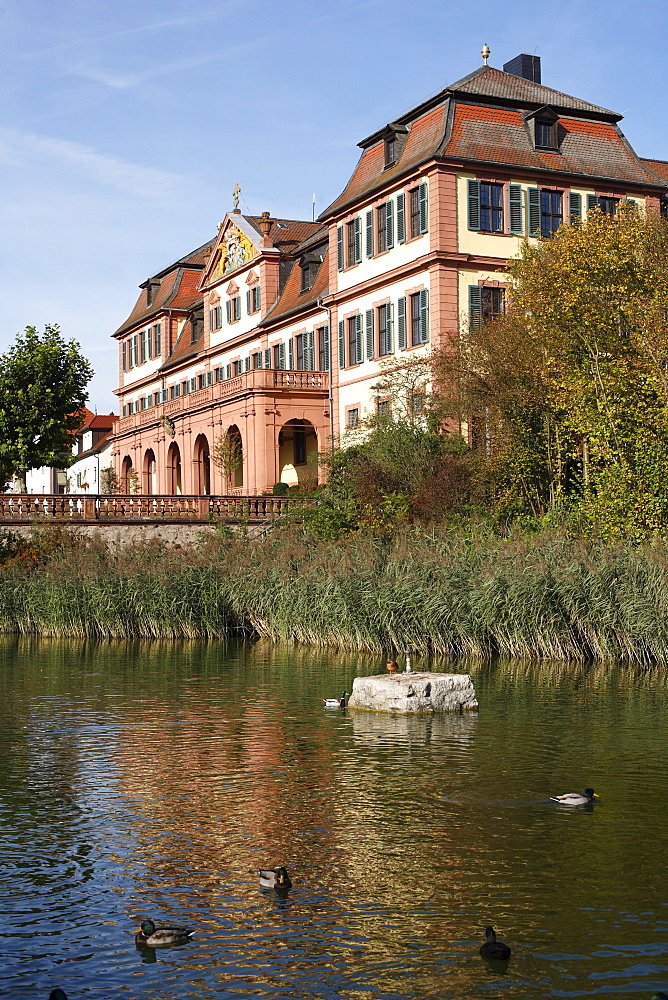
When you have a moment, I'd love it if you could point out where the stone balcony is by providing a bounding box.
[118,369,329,433]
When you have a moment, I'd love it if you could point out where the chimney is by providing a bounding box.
[503,54,541,84]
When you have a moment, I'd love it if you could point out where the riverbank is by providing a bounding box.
[1,523,668,662]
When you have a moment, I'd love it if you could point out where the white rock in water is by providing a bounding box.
[347,672,478,714]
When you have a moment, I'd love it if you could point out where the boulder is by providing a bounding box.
[347,672,478,714]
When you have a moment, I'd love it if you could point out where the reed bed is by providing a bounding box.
[3,525,668,661]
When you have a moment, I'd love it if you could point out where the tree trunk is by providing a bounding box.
[15,470,27,493]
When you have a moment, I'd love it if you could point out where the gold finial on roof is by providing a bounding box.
[481,44,490,65]
[232,180,241,210]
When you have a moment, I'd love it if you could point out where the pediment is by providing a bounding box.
[523,104,559,123]
[200,214,261,287]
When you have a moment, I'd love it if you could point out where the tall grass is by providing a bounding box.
[3,525,668,662]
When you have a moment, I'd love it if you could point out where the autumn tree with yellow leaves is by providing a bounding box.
[437,206,668,536]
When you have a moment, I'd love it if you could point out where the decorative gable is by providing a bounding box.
[201,216,262,288]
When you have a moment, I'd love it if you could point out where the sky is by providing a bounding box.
[1,0,667,413]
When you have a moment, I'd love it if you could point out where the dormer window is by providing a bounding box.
[382,123,408,169]
[299,250,325,293]
[525,106,559,151]
[535,119,557,149]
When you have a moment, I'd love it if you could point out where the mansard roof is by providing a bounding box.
[261,246,329,329]
[114,240,214,336]
[447,66,618,119]
[640,157,668,183]
[321,63,664,219]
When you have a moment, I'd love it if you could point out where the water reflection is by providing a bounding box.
[0,637,668,999]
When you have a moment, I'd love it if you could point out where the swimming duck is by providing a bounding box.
[49,992,68,1000]
[257,866,292,890]
[479,926,511,961]
[550,787,598,806]
[651,994,668,999]
[323,691,346,708]
[134,918,195,947]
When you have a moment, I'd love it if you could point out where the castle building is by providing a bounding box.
[112,51,668,495]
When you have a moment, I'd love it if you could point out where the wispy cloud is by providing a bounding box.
[0,128,178,197]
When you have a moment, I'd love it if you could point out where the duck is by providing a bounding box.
[479,926,511,961]
[49,992,68,1000]
[550,787,598,806]
[134,918,195,947]
[257,866,292,890]
[323,691,346,708]
[651,994,668,999]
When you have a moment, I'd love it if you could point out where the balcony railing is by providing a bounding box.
[118,369,329,432]
[0,494,306,524]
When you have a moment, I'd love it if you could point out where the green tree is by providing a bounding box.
[0,325,94,491]
[437,206,668,535]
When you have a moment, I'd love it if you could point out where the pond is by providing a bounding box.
[1,637,668,999]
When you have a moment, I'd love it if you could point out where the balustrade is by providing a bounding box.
[0,494,305,523]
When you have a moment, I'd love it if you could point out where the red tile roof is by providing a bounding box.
[114,240,214,336]
[451,66,616,117]
[77,413,117,432]
[640,157,668,183]
[244,216,323,250]
[321,64,665,218]
[445,106,660,184]
[262,248,330,327]
[323,104,448,217]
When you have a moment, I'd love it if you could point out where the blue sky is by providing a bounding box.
[1,0,666,412]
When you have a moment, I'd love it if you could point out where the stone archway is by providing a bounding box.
[193,434,211,496]
[278,419,318,489]
[219,425,243,491]
[143,448,157,495]
[121,455,134,493]
[167,441,182,496]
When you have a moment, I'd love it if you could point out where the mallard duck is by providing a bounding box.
[651,994,668,999]
[550,787,598,806]
[49,992,68,1000]
[479,926,511,961]
[323,691,346,708]
[257,866,292,890]
[135,918,195,947]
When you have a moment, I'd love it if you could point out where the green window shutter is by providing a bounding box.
[386,303,394,353]
[338,319,345,369]
[468,179,480,230]
[385,201,394,248]
[226,300,231,323]
[469,285,482,328]
[122,341,126,372]
[397,193,406,243]
[587,194,599,213]
[353,217,362,263]
[288,338,294,370]
[245,356,251,372]
[226,364,231,380]
[264,347,271,369]
[304,330,315,371]
[419,289,430,343]
[569,191,582,223]
[365,308,374,360]
[246,290,251,313]
[419,182,428,234]
[397,296,407,350]
[209,308,214,330]
[528,188,541,235]
[321,324,330,370]
[366,210,374,257]
[355,315,363,364]
[337,225,344,270]
[509,184,523,233]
